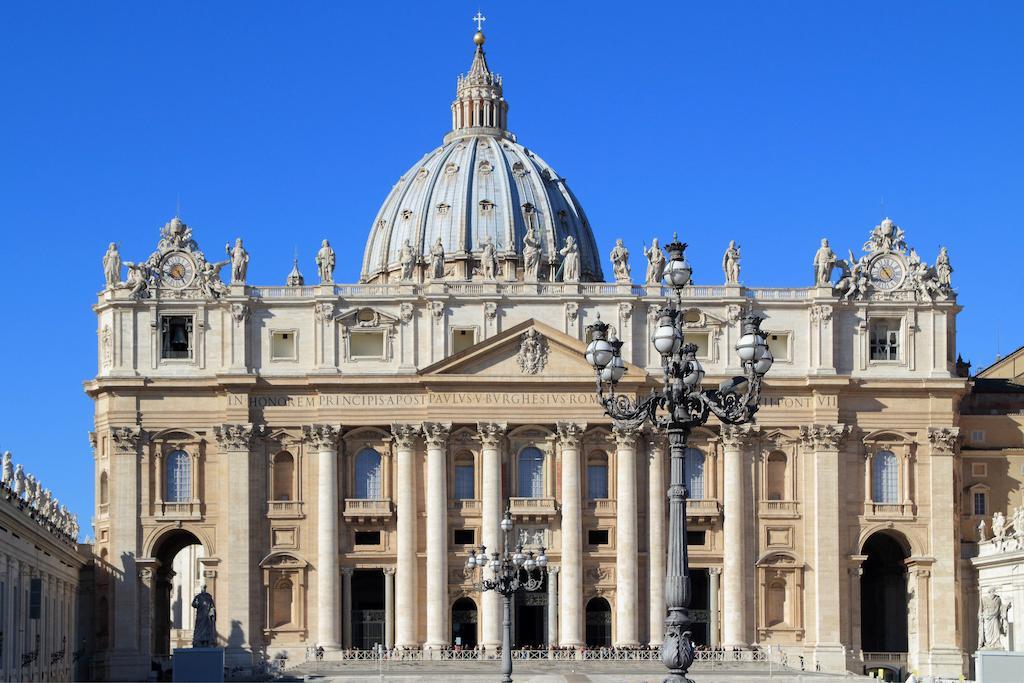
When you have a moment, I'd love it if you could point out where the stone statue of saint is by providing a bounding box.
[398,239,415,281]
[935,247,952,288]
[978,518,988,542]
[124,262,150,298]
[722,240,741,285]
[1,451,12,486]
[103,243,122,289]
[191,584,217,648]
[429,238,445,280]
[315,240,335,284]
[226,239,249,284]
[609,239,630,283]
[643,239,666,286]
[993,511,1007,541]
[522,226,541,282]
[480,235,498,280]
[70,514,79,539]
[1013,506,1024,539]
[978,587,1010,650]
[13,464,25,497]
[557,236,581,283]
[26,475,38,508]
[813,238,836,286]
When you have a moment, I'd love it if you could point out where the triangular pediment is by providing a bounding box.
[420,319,645,380]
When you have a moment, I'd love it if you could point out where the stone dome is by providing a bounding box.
[360,32,603,284]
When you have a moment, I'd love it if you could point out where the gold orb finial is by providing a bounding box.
[473,31,485,46]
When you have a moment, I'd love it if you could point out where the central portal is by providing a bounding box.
[513,585,548,647]
[351,570,385,650]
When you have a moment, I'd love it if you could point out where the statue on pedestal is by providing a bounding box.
[1,451,12,486]
[480,235,498,280]
[558,236,580,283]
[978,587,1010,650]
[398,239,415,281]
[316,240,336,284]
[191,585,217,648]
[522,226,541,282]
[722,240,741,285]
[935,247,953,288]
[429,238,445,280]
[643,239,666,285]
[610,239,631,283]
[993,511,1007,541]
[103,243,122,289]
[978,518,987,542]
[226,239,249,284]
[13,464,25,498]
[813,238,836,286]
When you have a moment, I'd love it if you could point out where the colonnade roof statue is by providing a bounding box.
[0,449,79,543]
[359,25,604,284]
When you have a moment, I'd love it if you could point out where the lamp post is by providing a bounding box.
[465,507,548,683]
[585,233,773,683]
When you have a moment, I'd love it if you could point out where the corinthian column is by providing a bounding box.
[423,422,452,653]
[647,431,666,646]
[613,424,640,646]
[391,424,420,648]
[557,421,586,647]
[107,427,143,677]
[215,423,260,660]
[720,423,754,650]
[799,422,850,672]
[477,422,507,650]
[303,423,342,650]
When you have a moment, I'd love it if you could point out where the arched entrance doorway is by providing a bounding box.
[451,597,478,648]
[152,529,205,657]
[585,597,612,647]
[861,532,909,654]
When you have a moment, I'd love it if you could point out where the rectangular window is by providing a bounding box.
[451,328,476,355]
[354,531,381,546]
[271,331,297,361]
[974,492,987,516]
[160,315,193,359]
[684,332,710,359]
[686,531,706,546]
[588,529,609,546]
[454,465,475,500]
[971,430,986,444]
[587,465,609,499]
[350,330,385,358]
[869,318,901,361]
[971,462,988,478]
[453,529,475,545]
[766,333,790,362]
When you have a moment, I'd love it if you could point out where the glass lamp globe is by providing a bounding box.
[653,321,681,356]
[537,550,549,568]
[587,338,614,369]
[683,358,705,387]
[513,551,525,567]
[600,354,626,383]
[489,558,500,572]
[524,556,537,571]
[736,331,767,362]
[667,258,692,288]
[500,516,513,532]
[754,347,774,375]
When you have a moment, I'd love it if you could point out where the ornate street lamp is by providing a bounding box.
[585,233,772,683]
[464,507,548,683]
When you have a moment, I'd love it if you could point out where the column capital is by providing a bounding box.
[927,426,961,454]
[303,424,342,451]
[548,564,560,575]
[720,423,757,449]
[390,423,421,450]
[612,424,641,448]
[383,567,397,576]
[556,421,587,448]
[798,423,850,451]
[109,426,144,454]
[476,422,508,448]
[341,567,354,577]
[214,423,261,451]
[708,566,722,576]
[422,422,452,449]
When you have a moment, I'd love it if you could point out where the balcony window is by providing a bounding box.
[684,448,705,500]
[354,448,382,499]
[517,447,545,498]
[454,461,475,500]
[871,450,899,503]
[272,452,295,501]
[166,450,191,502]
[587,453,609,500]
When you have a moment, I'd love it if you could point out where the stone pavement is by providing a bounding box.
[285,660,872,682]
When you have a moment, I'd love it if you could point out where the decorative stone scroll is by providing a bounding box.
[110,426,145,454]
[809,304,833,325]
[302,424,342,451]
[314,302,336,323]
[927,426,960,453]
[798,423,850,450]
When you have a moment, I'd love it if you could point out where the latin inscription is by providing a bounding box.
[758,394,837,409]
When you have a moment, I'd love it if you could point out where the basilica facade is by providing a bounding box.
[87,28,968,681]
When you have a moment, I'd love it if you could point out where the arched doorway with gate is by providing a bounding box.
[861,531,910,657]
[150,528,207,657]
[585,597,612,647]
[451,597,478,648]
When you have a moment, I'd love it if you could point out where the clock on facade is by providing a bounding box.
[868,254,905,291]
[159,252,196,289]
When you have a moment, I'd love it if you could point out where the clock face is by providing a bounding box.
[160,252,196,289]
[869,255,905,291]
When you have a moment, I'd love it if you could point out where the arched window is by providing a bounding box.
[684,448,705,500]
[354,449,383,499]
[871,450,899,503]
[766,452,787,501]
[271,578,294,628]
[585,597,612,647]
[273,452,295,501]
[767,579,787,626]
[587,452,609,500]
[166,450,191,503]
[99,471,109,505]
[518,447,545,498]
[454,453,475,500]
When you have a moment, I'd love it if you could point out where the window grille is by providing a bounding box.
[587,464,608,499]
[518,447,545,498]
[354,449,382,499]
[974,492,987,516]
[684,448,705,499]
[454,465,475,500]
[871,451,899,503]
[166,450,191,502]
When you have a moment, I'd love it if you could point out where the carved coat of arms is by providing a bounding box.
[516,329,548,375]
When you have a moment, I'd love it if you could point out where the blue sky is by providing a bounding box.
[2,2,1022,533]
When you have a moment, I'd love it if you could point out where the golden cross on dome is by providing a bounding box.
[473,10,486,32]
